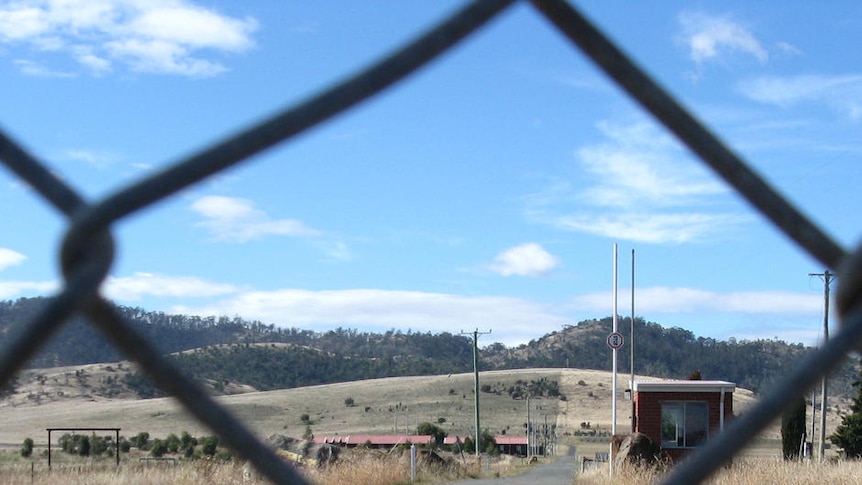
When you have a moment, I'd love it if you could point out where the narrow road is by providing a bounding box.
[444,449,577,485]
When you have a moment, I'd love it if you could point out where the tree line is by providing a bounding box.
[0,298,853,398]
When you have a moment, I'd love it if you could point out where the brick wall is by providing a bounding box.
[633,390,733,461]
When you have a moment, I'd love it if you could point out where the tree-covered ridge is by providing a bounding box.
[0,298,851,398]
[485,317,834,395]
[172,343,469,392]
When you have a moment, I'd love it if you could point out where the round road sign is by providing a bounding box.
[607,332,624,349]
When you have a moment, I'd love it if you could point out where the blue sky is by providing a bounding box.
[0,1,857,347]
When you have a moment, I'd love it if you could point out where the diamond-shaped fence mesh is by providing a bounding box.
[0,1,857,483]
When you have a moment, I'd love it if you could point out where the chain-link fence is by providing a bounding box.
[0,1,856,483]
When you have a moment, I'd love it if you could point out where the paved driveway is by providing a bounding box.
[444,450,578,485]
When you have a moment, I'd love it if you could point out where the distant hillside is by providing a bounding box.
[481,317,854,395]
[0,298,853,399]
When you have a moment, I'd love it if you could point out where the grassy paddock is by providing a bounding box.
[577,458,862,485]
[0,449,516,485]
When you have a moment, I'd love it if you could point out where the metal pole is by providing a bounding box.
[611,244,618,478]
[473,334,480,459]
[630,248,635,432]
[810,387,816,460]
[526,395,531,457]
[612,243,618,437]
[461,328,490,458]
[809,270,832,462]
[819,271,831,461]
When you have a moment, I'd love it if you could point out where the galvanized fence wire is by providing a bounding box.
[0,0,857,483]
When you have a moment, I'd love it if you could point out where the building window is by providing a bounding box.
[661,401,708,448]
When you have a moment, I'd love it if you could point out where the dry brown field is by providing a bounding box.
[0,363,846,484]
[0,365,777,448]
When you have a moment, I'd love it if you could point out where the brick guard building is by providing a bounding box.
[631,380,735,462]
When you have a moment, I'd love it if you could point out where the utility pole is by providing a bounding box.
[809,270,833,462]
[462,328,491,458]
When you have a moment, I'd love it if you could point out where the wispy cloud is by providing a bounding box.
[0,280,57,299]
[738,74,862,120]
[490,243,559,277]
[61,148,120,169]
[572,286,822,315]
[0,0,258,77]
[0,248,26,271]
[13,59,74,77]
[190,195,320,243]
[94,271,826,346]
[104,272,239,301]
[171,288,570,347]
[527,121,744,244]
[315,241,353,262]
[679,11,768,64]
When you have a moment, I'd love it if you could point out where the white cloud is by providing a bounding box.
[171,288,570,347]
[679,11,768,64]
[0,280,57,299]
[572,286,822,315]
[104,272,239,301]
[490,243,559,277]
[526,121,744,244]
[13,59,74,77]
[578,122,725,208]
[62,148,119,169]
[315,241,353,262]
[0,0,257,77]
[550,213,743,244]
[738,74,862,120]
[190,195,320,242]
[0,248,26,271]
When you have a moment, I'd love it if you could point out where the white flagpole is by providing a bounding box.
[612,243,618,436]
[610,244,619,477]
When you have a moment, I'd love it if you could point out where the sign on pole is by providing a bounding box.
[607,331,624,350]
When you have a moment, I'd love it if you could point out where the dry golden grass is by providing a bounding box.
[577,458,862,485]
[0,449,511,485]
[0,367,774,449]
[0,459,255,485]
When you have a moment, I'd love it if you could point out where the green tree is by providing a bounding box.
[78,436,90,457]
[417,422,446,447]
[150,439,168,457]
[481,429,497,455]
[201,436,219,456]
[165,433,181,453]
[781,397,806,460]
[20,437,33,458]
[132,431,150,450]
[180,431,197,456]
[831,361,862,458]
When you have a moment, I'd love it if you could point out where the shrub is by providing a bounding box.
[20,438,33,458]
[200,436,219,456]
[78,436,90,457]
[132,431,150,450]
[165,433,181,453]
[150,439,167,458]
